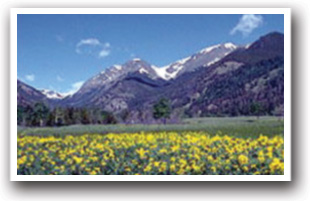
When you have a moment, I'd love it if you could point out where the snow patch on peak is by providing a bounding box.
[224,42,237,49]
[152,65,170,80]
[177,56,191,65]
[200,43,237,54]
[114,65,122,70]
[139,68,149,74]
[132,58,142,62]
[41,89,65,99]
[245,43,252,49]
[206,57,220,66]
[154,56,191,79]
[41,89,49,94]
[200,44,221,54]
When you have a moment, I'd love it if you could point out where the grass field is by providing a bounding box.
[18,116,283,138]
[17,116,284,175]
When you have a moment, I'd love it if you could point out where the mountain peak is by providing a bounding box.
[261,31,283,38]
[155,42,238,80]
[126,58,150,66]
[200,44,221,54]
[41,89,65,99]
[223,42,237,49]
[256,32,284,44]
[222,31,284,64]
[132,58,142,62]
[199,42,236,54]
[113,64,122,70]
[71,57,160,98]
[248,31,284,52]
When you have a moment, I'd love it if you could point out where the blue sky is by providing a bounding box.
[17,14,284,94]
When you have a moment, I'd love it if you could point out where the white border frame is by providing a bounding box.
[10,8,291,181]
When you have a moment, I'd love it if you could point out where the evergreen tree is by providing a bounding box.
[55,107,65,126]
[250,101,264,120]
[46,109,56,126]
[33,102,49,126]
[24,105,34,126]
[17,105,25,125]
[81,108,90,124]
[153,98,171,124]
[72,108,82,124]
[100,111,117,124]
[64,107,74,125]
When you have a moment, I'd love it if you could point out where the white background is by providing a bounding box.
[0,0,309,200]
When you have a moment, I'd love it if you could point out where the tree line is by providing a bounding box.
[17,102,118,127]
[17,98,172,127]
[17,97,281,127]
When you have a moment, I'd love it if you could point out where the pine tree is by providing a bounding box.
[250,102,264,120]
[153,98,171,124]
[33,102,49,126]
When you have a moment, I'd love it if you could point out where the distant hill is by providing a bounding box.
[17,80,47,106]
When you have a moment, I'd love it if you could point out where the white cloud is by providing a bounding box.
[56,75,64,82]
[62,81,84,96]
[230,14,263,36]
[99,49,110,58]
[76,38,101,48]
[76,38,111,58]
[25,74,35,82]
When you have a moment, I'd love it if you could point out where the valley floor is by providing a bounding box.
[18,116,283,138]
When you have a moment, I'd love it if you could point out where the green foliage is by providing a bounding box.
[33,102,49,121]
[80,108,90,124]
[17,103,118,127]
[72,108,82,124]
[46,111,56,126]
[250,102,264,118]
[101,111,118,124]
[17,105,25,125]
[153,98,171,123]
[18,102,50,126]
[54,107,65,126]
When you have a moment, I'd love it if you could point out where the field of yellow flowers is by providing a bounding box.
[17,132,284,175]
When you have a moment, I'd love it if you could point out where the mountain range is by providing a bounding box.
[17,32,284,123]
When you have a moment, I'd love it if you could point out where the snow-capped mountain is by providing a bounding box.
[153,43,238,80]
[18,32,284,121]
[19,42,239,107]
[41,89,65,99]
[60,58,163,107]
[75,58,160,97]
[68,42,238,104]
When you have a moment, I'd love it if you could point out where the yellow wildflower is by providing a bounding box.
[136,148,148,159]
[238,154,249,165]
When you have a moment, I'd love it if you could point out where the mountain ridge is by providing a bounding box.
[17,32,284,122]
